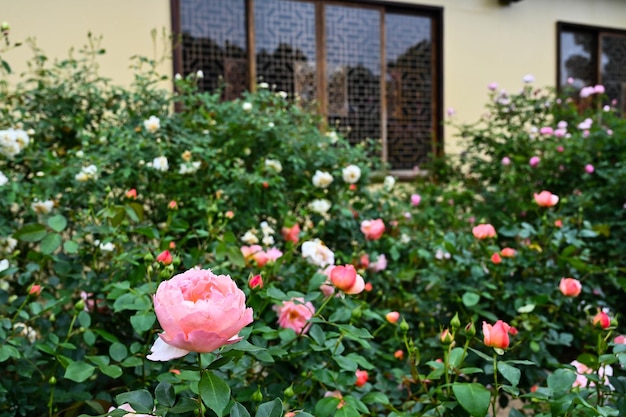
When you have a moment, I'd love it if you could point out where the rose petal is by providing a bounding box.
[146,336,190,361]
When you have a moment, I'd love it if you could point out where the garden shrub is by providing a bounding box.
[1,32,626,417]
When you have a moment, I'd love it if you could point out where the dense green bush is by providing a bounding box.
[2,32,626,417]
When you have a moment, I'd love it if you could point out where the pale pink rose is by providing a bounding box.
[241,245,263,261]
[368,254,387,272]
[361,219,385,240]
[411,194,421,206]
[557,145,564,152]
[540,127,553,135]
[386,311,400,324]
[559,278,582,297]
[472,224,496,240]
[265,247,283,263]
[580,86,595,98]
[529,156,540,168]
[585,164,594,174]
[147,268,253,361]
[594,84,605,94]
[488,82,498,91]
[571,360,613,388]
[275,298,315,334]
[534,190,559,207]
[501,157,511,166]
[613,335,626,344]
[108,403,155,417]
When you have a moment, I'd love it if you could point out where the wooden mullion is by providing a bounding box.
[380,9,388,165]
[316,2,327,118]
[247,0,257,92]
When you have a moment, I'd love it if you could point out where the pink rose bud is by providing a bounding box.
[585,164,594,174]
[557,146,564,152]
[614,335,626,344]
[29,284,42,296]
[593,311,610,329]
[225,210,235,219]
[355,369,369,387]
[168,200,178,210]
[248,274,263,289]
[483,320,511,349]
[554,219,563,228]
[500,247,516,258]
[125,188,137,199]
[394,349,404,360]
[147,268,253,361]
[559,278,582,297]
[501,156,511,166]
[488,82,498,91]
[156,250,173,265]
[386,311,400,324]
[491,252,502,264]
[540,127,553,135]
[364,282,373,292]
[529,156,540,168]
[281,223,301,244]
[411,194,421,206]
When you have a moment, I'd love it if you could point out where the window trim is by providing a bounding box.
[170,0,444,177]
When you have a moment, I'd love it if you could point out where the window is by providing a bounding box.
[557,22,626,113]
[171,0,443,174]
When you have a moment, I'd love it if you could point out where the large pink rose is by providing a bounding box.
[147,268,253,361]
[534,190,559,207]
[361,219,385,240]
[274,298,315,334]
[472,224,496,240]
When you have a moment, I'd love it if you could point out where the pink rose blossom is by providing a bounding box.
[369,254,387,272]
[501,156,511,166]
[248,274,263,289]
[557,145,564,152]
[559,278,582,297]
[275,298,315,334]
[539,126,553,135]
[330,264,365,294]
[147,268,253,361]
[361,219,385,240]
[281,223,300,244]
[411,194,421,206]
[614,335,626,344]
[571,360,613,388]
[386,311,400,324]
[472,223,496,240]
[156,250,173,265]
[483,320,511,349]
[488,82,498,91]
[594,84,605,94]
[593,311,611,329]
[585,164,595,174]
[355,369,369,387]
[534,190,559,207]
[529,156,540,168]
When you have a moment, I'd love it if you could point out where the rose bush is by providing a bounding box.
[1,31,626,417]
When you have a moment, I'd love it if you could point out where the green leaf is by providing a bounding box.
[63,240,79,254]
[14,223,47,243]
[468,347,493,362]
[498,362,521,387]
[64,360,96,383]
[334,355,358,372]
[452,382,491,417]
[199,371,231,417]
[547,368,577,399]
[109,342,128,362]
[315,397,341,417]
[115,390,154,414]
[155,381,175,407]
[361,392,389,405]
[169,397,200,413]
[101,365,123,379]
[334,404,361,417]
[462,292,480,307]
[40,233,62,255]
[78,311,91,328]
[47,214,68,232]
[130,312,156,334]
[0,345,20,362]
[254,398,283,417]
[309,324,326,346]
[230,402,251,417]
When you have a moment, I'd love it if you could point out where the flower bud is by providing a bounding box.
[143,253,155,262]
[49,376,57,385]
[440,328,454,345]
[74,299,86,312]
[284,385,295,398]
[465,321,476,337]
[1,22,9,32]
[252,389,263,402]
[351,308,362,320]
[400,319,409,333]
[450,313,461,330]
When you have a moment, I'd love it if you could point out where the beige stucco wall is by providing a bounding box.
[2,0,626,155]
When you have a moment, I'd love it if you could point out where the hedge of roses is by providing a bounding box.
[1,32,626,417]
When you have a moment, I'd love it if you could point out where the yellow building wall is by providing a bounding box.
[2,0,626,155]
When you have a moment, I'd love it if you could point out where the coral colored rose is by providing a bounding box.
[275,298,315,334]
[281,223,301,244]
[355,369,369,387]
[147,268,253,361]
[156,250,173,265]
[491,253,502,264]
[168,200,178,210]
[364,282,373,292]
[555,219,563,228]
[125,189,137,199]
[559,278,582,297]
[534,191,559,207]
[386,311,400,324]
[29,284,42,296]
[593,311,610,329]
[472,223,496,239]
[500,247,516,258]
[482,320,511,349]
[394,349,404,360]
[248,274,263,289]
[361,219,385,240]
[330,264,365,295]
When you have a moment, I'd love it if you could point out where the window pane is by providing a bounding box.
[325,5,381,148]
[560,30,595,90]
[254,0,317,107]
[386,13,433,170]
[180,0,248,99]
[601,33,626,113]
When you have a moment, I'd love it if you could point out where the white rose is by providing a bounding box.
[152,156,169,172]
[143,115,161,133]
[0,171,8,186]
[312,170,333,188]
[301,239,335,268]
[383,175,396,190]
[265,159,282,173]
[342,165,361,184]
[308,199,332,215]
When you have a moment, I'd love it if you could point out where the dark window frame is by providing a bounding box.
[170,0,444,176]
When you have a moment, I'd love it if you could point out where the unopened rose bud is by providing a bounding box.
[400,319,409,333]
[283,385,295,398]
[49,376,57,385]
[252,389,263,402]
[440,328,454,345]
[351,308,362,320]
[465,321,476,337]
[74,299,86,312]
[450,313,461,330]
